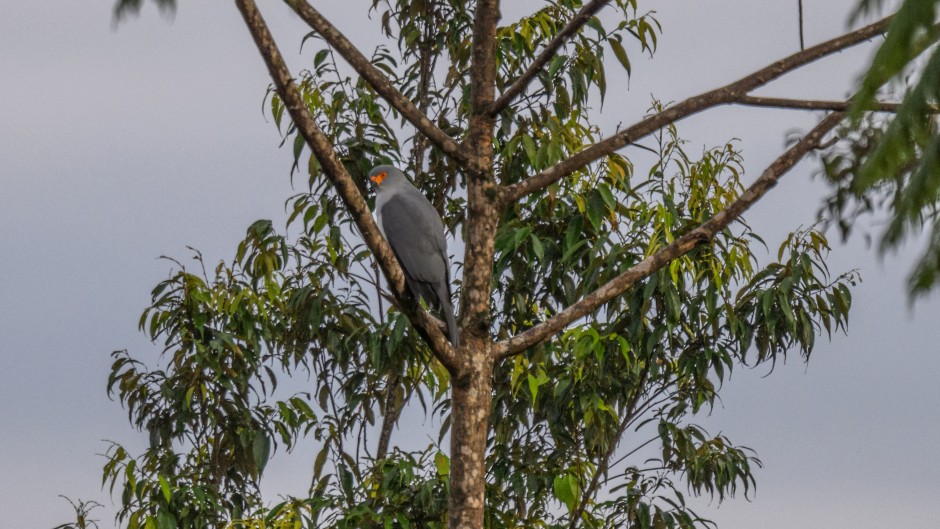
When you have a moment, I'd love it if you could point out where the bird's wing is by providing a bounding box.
[379,183,458,346]
[379,191,449,288]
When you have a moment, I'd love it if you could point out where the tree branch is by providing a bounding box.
[285,0,469,165]
[488,0,612,116]
[235,0,458,372]
[494,111,844,358]
[375,375,402,461]
[378,290,451,335]
[737,94,938,113]
[503,16,891,202]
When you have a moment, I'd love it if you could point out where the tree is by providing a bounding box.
[97,1,936,529]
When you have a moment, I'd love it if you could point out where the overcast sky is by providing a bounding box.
[1,1,937,528]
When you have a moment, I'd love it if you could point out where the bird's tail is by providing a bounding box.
[436,285,459,348]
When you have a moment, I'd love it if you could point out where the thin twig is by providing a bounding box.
[375,375,401,461]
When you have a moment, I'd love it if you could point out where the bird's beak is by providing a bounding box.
[370,171,387,186]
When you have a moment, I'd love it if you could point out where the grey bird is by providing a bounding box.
[369,165,458,347]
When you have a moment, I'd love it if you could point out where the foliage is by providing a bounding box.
[483,119,855,527]
[53,497,104,529]
[825,0,940,295]
[100,1,860,529]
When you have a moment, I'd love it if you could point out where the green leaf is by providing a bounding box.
[530,233,545,260]
[586,190,606,229]
[778,292,795,330]
[609,37,632,76]
[434,451,450,476]
[553,473,579,511]
[527,372,541,401]
[313,446,328,478]
[314,49,330,68]
[158,475,171,504]
[761,289,774,321]
[252,431,272,476]
[548,54,567,77]
[522,134,537,165]
[339,463,354,500]
[156,510,176,529]
[852,0,939,118]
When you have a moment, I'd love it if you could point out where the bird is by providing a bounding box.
[369,164,459,347]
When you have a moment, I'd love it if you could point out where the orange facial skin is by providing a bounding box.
[370,171,387,185]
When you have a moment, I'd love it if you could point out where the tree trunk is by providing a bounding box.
[447,339,494,529]
[448,1,500,526]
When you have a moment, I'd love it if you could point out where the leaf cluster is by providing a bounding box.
[831,0,940,295]
[481,119,855,528]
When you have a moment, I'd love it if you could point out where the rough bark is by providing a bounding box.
[447,341,495,529]
[446,2,502,529]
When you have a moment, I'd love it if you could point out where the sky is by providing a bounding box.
[0,1,937,528]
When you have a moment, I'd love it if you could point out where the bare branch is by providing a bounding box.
[235,0,458,372]
[488,0,612,116]
[375,375,402,461]
[286,0,469,165]
[737,94,938,113]
[503,16,891,202]
[495,112,844,358]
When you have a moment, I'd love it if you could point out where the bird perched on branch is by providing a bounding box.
[369,165,458,347]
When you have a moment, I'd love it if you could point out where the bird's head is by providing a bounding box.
[368,165,404,188]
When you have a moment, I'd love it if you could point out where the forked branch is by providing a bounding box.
[488,0,613,116]
[503,16,891,201]
[235,0,458,372]
[494,112,845,358]
[286,0,469,165]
